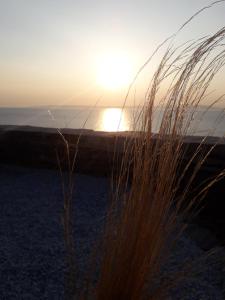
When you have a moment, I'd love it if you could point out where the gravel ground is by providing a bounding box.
[0,164,224,299]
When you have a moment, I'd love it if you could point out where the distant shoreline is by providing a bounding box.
[0,124,224,144]
[0,123,225,179]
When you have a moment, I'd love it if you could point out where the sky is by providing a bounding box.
[0,0,225,107]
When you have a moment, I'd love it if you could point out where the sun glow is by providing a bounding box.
[100,108,129,132]
[96,53,133,90]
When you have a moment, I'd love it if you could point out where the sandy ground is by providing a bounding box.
[0,164,224,299]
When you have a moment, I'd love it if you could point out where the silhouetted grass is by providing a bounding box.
[80,27,225,300]
[59,5,225,300]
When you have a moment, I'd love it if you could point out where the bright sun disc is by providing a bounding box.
[96,53,133,90]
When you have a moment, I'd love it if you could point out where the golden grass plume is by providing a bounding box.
[81,26,225,300]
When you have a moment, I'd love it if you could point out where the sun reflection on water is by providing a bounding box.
[100,108,129,132]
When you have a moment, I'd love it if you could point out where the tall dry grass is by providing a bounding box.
[75,27,225,300]
[57,4,225,298]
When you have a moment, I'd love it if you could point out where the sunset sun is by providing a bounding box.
[96,53,133,90]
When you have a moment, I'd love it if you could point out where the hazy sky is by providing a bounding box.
[0,0,225,107]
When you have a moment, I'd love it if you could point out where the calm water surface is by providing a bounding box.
[0,106,224,137]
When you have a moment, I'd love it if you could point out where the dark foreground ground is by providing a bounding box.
[0,126,225,298]
[0,164,109,299]
[0,164,224,299]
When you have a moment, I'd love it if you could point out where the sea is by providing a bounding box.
[0,106,225,137]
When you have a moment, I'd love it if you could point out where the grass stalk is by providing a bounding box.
[83,27,225,300]
[59,6,225,299]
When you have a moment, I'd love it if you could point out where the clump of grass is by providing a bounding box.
[58,4,225,298]
[79,27,225,300]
